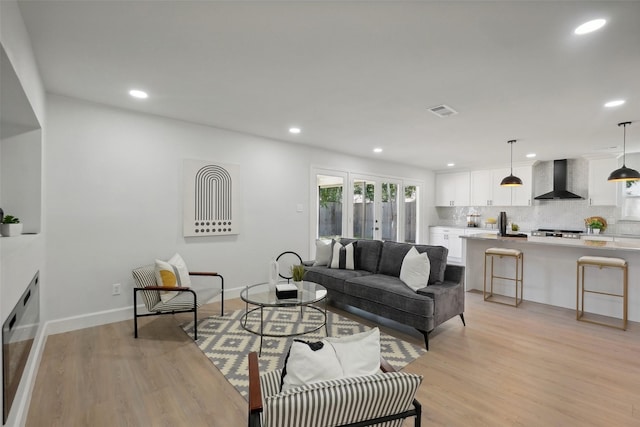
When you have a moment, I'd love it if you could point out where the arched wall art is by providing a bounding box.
[183,160,240,237]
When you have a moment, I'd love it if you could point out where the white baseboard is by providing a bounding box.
[44,286,243,336]
[10,326,47,427]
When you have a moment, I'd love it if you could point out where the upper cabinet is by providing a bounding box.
[470,168,511,206]
[588,158,618,206]
[435,172,470,206]
[511,165,533,206]
[436,164,534,208]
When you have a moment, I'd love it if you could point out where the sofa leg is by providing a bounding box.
[417,329,429,351]
[459,313,466,326]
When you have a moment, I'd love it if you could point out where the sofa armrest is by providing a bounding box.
[417,264,465,328]
[443,264,464,286]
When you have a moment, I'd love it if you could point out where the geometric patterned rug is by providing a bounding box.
[181,308,426,399]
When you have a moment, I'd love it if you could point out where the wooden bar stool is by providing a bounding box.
[484,247,523,307]
[576,256,628,330]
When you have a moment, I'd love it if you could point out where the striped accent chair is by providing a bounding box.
[248,352,422,427]
[132,265,224,339]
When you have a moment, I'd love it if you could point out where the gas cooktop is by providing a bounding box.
[531,229,583,239]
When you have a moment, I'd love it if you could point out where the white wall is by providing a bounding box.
[0,2,46,426]
[44,94,432,324]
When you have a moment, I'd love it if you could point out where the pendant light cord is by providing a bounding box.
[508,139,516,174]
[621,122,628,166]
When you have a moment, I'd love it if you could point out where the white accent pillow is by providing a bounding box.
[400,247,431,291]
[313,239,332,266]
[281,340,343,392]
[154,253,192,303]
[330,241,355,270]
[325,327,380,377]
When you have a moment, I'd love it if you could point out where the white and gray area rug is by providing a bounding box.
[182,308,426,399]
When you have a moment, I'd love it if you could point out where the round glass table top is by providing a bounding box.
[240,281,327,307]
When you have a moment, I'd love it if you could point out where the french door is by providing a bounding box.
[351,176,401,241]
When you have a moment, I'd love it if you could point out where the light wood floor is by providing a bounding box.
[26,291,640,426]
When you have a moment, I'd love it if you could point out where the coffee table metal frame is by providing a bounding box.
[240,281,328,356]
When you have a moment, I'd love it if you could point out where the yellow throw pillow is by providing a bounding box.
[154,253,192,303]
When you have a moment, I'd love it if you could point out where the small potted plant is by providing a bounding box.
[290,264,306,287]
[1,215,23,237]
[588,219,604,234]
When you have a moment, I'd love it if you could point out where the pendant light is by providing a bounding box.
[608,122,640,182]
[500,140,523,186]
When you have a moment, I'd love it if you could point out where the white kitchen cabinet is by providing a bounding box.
[470,168,511,206]
[511,165,533,206]
[429,226,464,263]
[588,158,618,206]
[435,172,470,207]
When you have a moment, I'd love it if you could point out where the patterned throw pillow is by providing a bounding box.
[329,241,356,269]
[154,253,192,303]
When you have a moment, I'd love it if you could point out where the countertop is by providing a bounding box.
[461,233,640,252]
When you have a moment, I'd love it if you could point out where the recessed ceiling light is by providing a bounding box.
[574,18,606,35]
[526,153,537,158]
[129,89,148,99]
[373,148,383,153]
[447,163,455,167]
[289,127,301,134]
[604,99,625,108]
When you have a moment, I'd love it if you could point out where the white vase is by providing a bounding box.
[1,223,23,237]
[293,280,303,290]
[593,229,600,234]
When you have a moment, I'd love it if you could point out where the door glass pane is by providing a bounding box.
[381,183,398,241]
[405,185,418,243]
[353,180,374,239]
[317,175,343,239]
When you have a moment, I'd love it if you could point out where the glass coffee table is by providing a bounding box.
[240,281,328,356]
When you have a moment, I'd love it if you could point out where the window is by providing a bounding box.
[404,185,418,243]
[317,174,345,239]
[311,168,422,250]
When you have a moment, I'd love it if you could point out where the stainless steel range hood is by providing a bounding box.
[534,159,583,200]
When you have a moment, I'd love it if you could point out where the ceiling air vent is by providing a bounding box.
[428,104,458,117]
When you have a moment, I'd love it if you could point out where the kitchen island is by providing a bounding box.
[461,234,640,322]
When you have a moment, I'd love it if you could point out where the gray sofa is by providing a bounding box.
[304,238,465,350]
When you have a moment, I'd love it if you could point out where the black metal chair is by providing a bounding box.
[131,265,223,339]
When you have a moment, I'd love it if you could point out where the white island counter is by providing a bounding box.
[461,234,640,322]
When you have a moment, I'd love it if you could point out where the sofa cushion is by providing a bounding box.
[330,241,356,269]
[344,274,435,317]
[339,238,383,273]
[378,241,448,285]
[304,266,372,294]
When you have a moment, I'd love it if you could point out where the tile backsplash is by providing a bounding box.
[435,159,640,235]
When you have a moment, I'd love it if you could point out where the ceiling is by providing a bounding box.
[16,1,640,171]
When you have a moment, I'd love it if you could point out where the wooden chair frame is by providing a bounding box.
[248,352,422,427]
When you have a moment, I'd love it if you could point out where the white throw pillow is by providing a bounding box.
[325,327,380,377]
[281,340,343,392]
[313,239,333,266]
[330,241,355,270]
[154,253,192,303]
[400,247,431,291]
